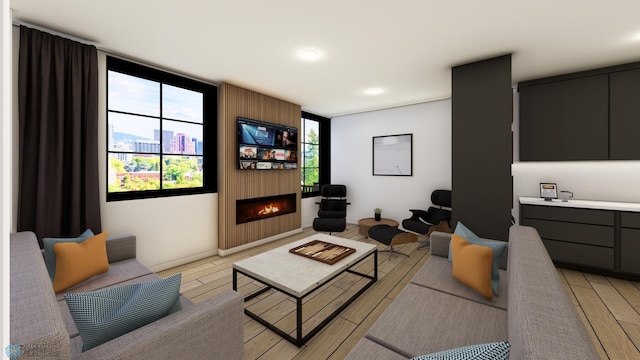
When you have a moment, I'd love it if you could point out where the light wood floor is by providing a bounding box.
[158,224,640,360]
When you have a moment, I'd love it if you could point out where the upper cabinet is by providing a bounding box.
[519,75,609,161]
[610,68,640,160]
[519,62,640,161]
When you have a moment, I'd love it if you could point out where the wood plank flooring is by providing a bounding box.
[158,225,640,360]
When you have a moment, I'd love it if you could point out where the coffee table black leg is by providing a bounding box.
[296,297,303,346]
[232,269,237,291]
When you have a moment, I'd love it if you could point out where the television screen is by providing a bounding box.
[237,117,298,170]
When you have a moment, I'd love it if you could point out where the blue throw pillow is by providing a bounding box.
[43,229,94,281]
[410,342,510,360]
[64,274,182,351]
[449,222,507,296]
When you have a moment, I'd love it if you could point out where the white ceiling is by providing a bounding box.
[10,0,640,118]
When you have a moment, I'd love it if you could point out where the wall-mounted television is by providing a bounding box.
[237,117,298,170]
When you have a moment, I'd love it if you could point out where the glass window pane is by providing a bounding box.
[302,167,319,186]
[304,119,319,144]
[108,113,160,151]
[163,155,203,189]
[162,120,203,155]
[107,154,161,192]
[162,84,203,123]
[303,144,319,167]
[108,71,160,117]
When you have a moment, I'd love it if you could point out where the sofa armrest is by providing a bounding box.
[429,231,452,257]
[75,289,244,360]
[105,234,136,263]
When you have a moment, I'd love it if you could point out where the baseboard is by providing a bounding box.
[149,249,218,272]
[217,228,303,257]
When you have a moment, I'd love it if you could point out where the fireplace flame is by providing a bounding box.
[258,203,280,215]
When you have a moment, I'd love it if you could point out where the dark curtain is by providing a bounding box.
[18,26,102,247]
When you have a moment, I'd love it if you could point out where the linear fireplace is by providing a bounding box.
[236,193,297,224]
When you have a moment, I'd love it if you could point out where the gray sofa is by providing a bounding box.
[346,225,599,359]
[10,231,244,359]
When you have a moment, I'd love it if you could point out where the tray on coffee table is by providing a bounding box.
[289,240,356,265]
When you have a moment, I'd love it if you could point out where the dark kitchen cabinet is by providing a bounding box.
[519,75,609,161]
[610,68,640,160]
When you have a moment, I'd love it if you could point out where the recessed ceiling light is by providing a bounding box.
[365,88,383,95]
[300,49,320,60]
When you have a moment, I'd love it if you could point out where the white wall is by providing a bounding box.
[301,196,319,228]
[2,0,12,351]
[96,52,218,271]
[331,100,452,226]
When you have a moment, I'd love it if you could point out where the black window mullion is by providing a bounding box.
[106,55,217,202]
[159,83,164,190]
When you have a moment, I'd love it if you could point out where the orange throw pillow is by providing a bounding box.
[451,234,494,299]
[52,232,110,292]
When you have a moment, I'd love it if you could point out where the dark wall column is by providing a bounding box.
[451,55,513,241]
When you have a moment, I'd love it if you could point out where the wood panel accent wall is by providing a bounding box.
[218,83,302,250]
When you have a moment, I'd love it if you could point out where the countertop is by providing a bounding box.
[519,196,640,212]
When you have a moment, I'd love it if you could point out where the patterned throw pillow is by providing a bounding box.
[43,229,94,280]
[450,222,507,296]
[64,274,182,351]
[410,342,510,360]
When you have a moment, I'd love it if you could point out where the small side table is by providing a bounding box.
[358,217,399,238]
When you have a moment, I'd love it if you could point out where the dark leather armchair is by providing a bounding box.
[312,184,348,234]
[402,190,452,245]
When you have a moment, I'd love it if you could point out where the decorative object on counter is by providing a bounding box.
[540,183,558,201]
[560,191,574,202]
[374,208,381,221]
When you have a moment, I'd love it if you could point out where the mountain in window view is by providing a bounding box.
[112,132,152,145]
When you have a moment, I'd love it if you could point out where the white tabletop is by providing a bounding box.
[519,196,640,212]
[233,234,377,298]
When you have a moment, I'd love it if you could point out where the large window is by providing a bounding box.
[106,56,217,201]
[301,111,330,198]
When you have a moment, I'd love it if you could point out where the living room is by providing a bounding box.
[3,1,640,359]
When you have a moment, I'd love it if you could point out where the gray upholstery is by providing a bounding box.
[10,231,72,359]
[410,256,508,310]
[364,284,507,358]
[346,225,599,360]
[507,226,598,359]
[10,231,244,360]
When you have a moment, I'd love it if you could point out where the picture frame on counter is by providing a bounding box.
[540,183,558,201]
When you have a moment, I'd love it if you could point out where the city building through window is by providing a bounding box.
[106,56,217,201]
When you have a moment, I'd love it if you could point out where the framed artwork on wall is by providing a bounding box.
[372,133,413,176]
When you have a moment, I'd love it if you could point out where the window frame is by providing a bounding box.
[301,111,330,199]
[106,56,217,202]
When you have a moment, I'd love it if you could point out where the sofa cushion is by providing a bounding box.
[365,283,507,358]
[410,256,507,310]
[450,222,507,296]
[43,229,94,281]
[56,258,154,299]
[52,232,110,292]
[451,234,494,299]
[410,342,510,360]
[345,338,408,360]
[65,274,182,351]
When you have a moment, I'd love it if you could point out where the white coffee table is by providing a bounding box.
[233,234,377,347]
